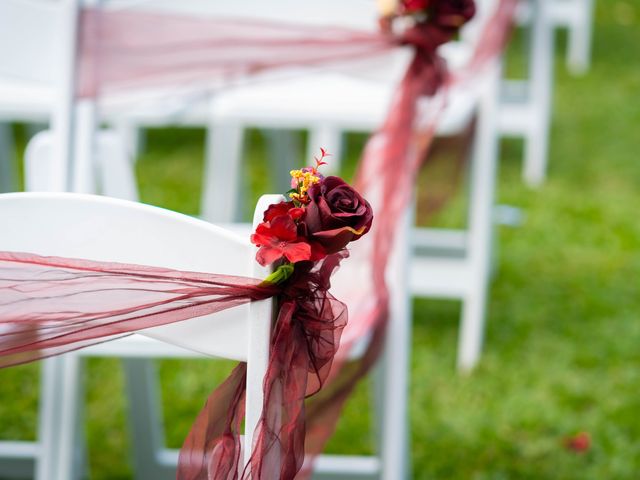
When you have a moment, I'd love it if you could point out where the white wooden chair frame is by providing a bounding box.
[22,131,414,479]
[196,0,503,373]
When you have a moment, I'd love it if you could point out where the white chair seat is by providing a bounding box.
[210,71,476,136]
[82,333,205,358]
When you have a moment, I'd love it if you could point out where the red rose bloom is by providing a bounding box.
[304,176,373,254]
[402,0,431,13]
[250,216,312,266]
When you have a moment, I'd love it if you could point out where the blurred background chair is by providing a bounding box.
[0,1,81,477]
[501,0,595,187]
[195,0,505,370]
[33,0,502,371]
[0,0,75,194]
[0,0,586,476]
[499,0,556,187]
[547,0,595,75]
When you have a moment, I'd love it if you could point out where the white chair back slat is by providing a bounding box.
[0,0,81,192]
[0,0,66,84]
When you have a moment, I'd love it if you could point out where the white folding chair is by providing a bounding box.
[523,0,595,75]
[0,0,79,193]
[0,1,82,475]
[4,2,412,478]
[550,0,595,74]
[24,135,414,479]
[499,0,556,187]
[196,0,503,370]
[502,0,594,186]
[0,192,274,479]
[0,0,135,199]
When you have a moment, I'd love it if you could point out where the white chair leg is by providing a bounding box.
[379,307,412,480]
[523,0,554,187]
[123,358,175,480]
[0,362,58,480]
[566,0,594,75]
[201,122,245,223]
[0,123,16,193]
[522,117,550,187]
[457,65,501,371]
[53,354,84,480]
[34,359,65,480]
[379,208,413,480]
[307,126,343,175]
[114,119,144,162]
[371,361,385,454]
[457,286,489,372]
[96,130,139,201]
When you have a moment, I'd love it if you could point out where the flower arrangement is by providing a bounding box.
[251,149,373,282]
[378,0,476,35]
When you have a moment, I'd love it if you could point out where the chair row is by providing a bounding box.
[0,0,591,478]
[0,2,418,478]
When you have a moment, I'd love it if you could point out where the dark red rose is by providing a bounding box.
[402,0,432,13]
[304,176,373,254]
[431,0,476,29]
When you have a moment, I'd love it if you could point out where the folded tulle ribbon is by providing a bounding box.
[0,0,518,478]
[0,249,347,480]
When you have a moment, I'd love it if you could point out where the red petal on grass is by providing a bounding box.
[564,432,591,453]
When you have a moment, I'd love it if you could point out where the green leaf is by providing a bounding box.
[261,263,295,285]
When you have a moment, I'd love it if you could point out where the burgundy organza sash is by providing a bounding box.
[0,250,347,480]
[0,251,277,368]
[77,8,396,99]
[0,1,518,479]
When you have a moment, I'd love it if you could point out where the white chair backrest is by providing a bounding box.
[0,191,272,360]
[0,0,67,84]
[0,191,280,463]
[101,0,409,84]
[25,128,138,200]
[0,0,81,192]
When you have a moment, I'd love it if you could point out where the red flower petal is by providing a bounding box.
[289,207,305,220]
[263,201,295,222]
[250,223,275,247]
[309,241,327,262]
[282,242,312,263]
[255,245,285,266]
[269,216,298,242]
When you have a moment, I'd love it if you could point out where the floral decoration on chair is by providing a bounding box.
[251,149,373,283]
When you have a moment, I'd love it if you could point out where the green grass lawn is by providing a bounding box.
[1,1,640,478]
